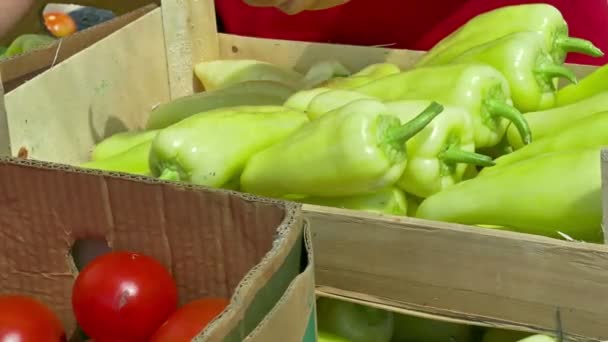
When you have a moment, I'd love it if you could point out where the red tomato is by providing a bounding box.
[150,298,229,342]
[72,251,178,342]
[0,295,66,342]
[43,12,77,38]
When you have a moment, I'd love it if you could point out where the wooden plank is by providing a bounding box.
[304,204,608,341]
[0,75,9,156]
[160,0,220,99]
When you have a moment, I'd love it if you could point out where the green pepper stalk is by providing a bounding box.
[483,111,608,176]
[416,3,603,67]
[91,130,159,161]
[555,64,608,106]
[353,63,529,148]
[302,187,408,216]
[81,141,152,176]
[149,105,309,188]
[506,92,608,149]
[322,62,401,90]
[240,99,444,198]
[416,148,604,242]
[386,101,494,198]
[316,297,394,342]
[146,81,295,129]
[450,32,577,112]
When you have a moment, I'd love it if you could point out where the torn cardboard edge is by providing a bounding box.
[0,156,309,340]
[0,3,158,92]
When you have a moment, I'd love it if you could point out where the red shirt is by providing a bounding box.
[215,0,608,66]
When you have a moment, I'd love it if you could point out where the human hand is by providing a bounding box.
[243,0,350,14]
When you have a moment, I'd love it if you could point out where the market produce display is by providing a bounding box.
[0,251,228,342]
[83,3,606,247]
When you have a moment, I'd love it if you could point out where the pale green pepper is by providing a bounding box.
[240,100,443,198]
[81,141,152,176]
[322,63,401,89]
[556,64,608,106]
[91,130,159,161]
[352,63,529,148]
[149,106,308,188]
[302,187,408,216]
[284,88,333,112]
[306,89,375,120]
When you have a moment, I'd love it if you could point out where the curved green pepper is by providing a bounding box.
[316,297,394,342]
[240,100,444,198]
[556,64,608,106]
[3,34,56,58]
[91,130,159,161]
[150,105,308,188]
[416,148,604,242]
[450,32,577,112]
[392,313,473,342]
[302,187,408,216]
[483,111,608,176]
[353,63,529,148]
[506,92,608,149]
[146,81,295,129]
[322,63,401,90]
[386,101,494,198]
[416,3,603,67]
[284,87,333,112]
[306,89,374,120]
[482,328,532,342]
[518,335,557,342]
[81,141,152,176]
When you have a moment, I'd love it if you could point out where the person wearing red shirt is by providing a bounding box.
[218,0,608,66]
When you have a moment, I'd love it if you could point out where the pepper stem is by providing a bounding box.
[485,99,532,145]
[555,36,604,57]
[159,169,181,181]
[440,146,495,167]
[384,101,444,144]
[534,64,577,85]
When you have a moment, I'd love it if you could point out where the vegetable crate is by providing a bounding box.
[0,156,315,341]
[1,1,608,341]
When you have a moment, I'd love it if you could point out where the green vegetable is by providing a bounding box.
[316,297,394,342]
[448,32,577,112]
[323,63,401,90]
[352,63,528,148]
[300,60,352,89]
[483,111,608,175]
[518,335,556,342]
[240,100,444,198]
[387,101,493,198]
[91,130,159,161]
[392,313,473,342]
[149,105,308,188]
[146,81,295,129]
[318,331,350,342]
[482,328,532,342]
[406,194,422,217]
[556,64,608,106]
[506,92,608,149]
[306,89,374,120]
[416,148,604,242]
[415,3,603,67]
[284,88,333,112]
[80,141,152,176]
[3,34,56,58]
[302,187,408,216]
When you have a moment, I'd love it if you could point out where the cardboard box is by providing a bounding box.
[0,156,315,341]
[2,1,608,340]
[0,3,157,92]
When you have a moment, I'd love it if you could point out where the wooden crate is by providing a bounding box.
[2,1,608,340]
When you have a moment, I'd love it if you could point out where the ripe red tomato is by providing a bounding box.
[150,298,229,342]
[0,295,66,342]
[72,251,178,342]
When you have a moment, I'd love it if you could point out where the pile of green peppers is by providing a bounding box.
[84,3,608,245]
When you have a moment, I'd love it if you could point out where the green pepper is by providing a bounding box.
[416,148,604,242]
[4,34,56,58]
[482,328,532,342]
[556,64,608,106]
[392,313,473,342]
[81,141,152,176]
[146,81,295,129]
[149,105,308,188]
[483,111,608,176]
[386,101,494,198]
[91,130,159,161]
[302,187,408,216]
[284,87,333,112]
[240,100,444,198]
[318,331,350,342]
[448,32,577,112]
[306,89,374,120]
[322,63,401,90]
[506,92,608,149]
[518,335,556,342]
[316,297,394,342]
[416,3,603,67]
[352,63,529,148]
